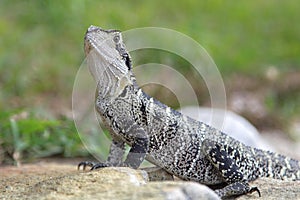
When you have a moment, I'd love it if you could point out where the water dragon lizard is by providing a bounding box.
[78,25,300,199]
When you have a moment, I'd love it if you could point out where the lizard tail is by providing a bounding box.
[254,149,300,181]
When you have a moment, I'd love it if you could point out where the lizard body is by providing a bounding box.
[79,25,300,199]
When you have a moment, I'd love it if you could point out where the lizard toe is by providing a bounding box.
[78,161,96,170]
[90,162,110,170]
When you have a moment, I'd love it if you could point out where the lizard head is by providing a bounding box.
[84,25,134,99]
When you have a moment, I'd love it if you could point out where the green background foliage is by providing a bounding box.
[0,0,299,164]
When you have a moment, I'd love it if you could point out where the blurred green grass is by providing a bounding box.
[0,0,299,163]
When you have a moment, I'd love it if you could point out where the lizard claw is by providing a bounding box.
[249,186,261,197]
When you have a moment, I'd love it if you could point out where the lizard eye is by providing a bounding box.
[113,35,120,43]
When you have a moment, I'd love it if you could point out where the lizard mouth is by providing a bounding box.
[84,38,93,55]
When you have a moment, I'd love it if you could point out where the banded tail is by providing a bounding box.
[254,149,300,180]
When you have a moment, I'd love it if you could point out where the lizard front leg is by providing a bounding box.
[202,139,260,199]
[78,124,149,170]
[122,123,149,169]
[123,133,149,168]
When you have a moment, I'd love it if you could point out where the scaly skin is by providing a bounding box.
[78,25,300,199]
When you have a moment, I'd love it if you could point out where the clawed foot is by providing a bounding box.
[215,182,261,199]
[78,161,109,170]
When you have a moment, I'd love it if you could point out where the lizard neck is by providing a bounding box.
[96,70,136,101]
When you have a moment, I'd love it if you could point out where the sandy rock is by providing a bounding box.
[28,167,219,200]
[1,162,299,200]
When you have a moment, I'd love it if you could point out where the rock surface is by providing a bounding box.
[1,161,299,200]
